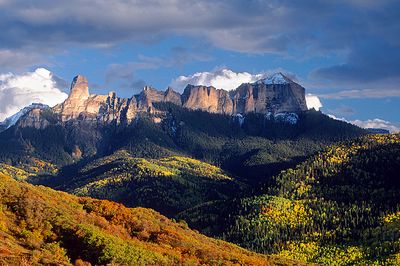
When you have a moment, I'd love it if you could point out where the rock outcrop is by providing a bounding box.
[0,103,50,130]
[181,85,233,114]
[16,108,52,129]
[53,75,139,124]
[231,73,307,114]
[180,73,307,115]
[10,72,308,130]
[51,75,185,125]
[136,86,181,112]
[55,75,90,120]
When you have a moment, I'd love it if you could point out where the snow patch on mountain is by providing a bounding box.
[256,73,290,85]
[266,112,299,124]
[0,103,49,131]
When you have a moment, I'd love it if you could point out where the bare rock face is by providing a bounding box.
[29,72,307,129]
[70,75,90,100]
[98,93,138,125]
[231,73,307,114]
[136,86,182,112]
[137,86,165,112]
[17,108,51,129]
[180,73,306,115]
[57,75,90,120]
[181,85,233,114]
[54,75,138,124]
[52,77,184,125]
[164,87,182,106]
[3,72,310,138]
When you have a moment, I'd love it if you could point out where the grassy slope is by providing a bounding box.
[0,172,309,266]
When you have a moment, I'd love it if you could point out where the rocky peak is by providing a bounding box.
[136,86,182,110]
[108,91,116,98]
[164,87,182,106]
[57,75,91,120]
[0,103,50,131]
[69,75,89,100]
[255,72,291,85]
[137,86,164,108]
[231,72,307,114]
[11,72,309,130]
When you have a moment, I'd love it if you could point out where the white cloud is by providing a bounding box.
[170,68,267,91]
[305,94,323,111]
[351,119,399,133]
[328,114,399,133]
[319,88,400,99]
[0,68,68,121]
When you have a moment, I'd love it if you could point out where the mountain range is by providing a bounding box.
[2,71,398,265]
[0,72,307,131]
[0,73,364,182]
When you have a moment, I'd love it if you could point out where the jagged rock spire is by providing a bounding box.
[58,75,90,121]
[69,75,89,100]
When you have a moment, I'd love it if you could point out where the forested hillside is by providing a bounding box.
[32,150,244,216]
[0,171,307,265]
[0,104,378,265]
[0,107,365,187]
[181,134,400,265]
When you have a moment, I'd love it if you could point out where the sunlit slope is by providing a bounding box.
[0,172,309,265]
[38,151,244,216]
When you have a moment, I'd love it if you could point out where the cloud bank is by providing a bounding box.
[0,68,68,121]
[170,68,266,91]
[328,114,399,133]
[351,119,399,133]
[1,0,399,96]
[318,88,400,99]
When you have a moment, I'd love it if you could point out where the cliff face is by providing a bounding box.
[137,86,181,112]
[181,85,233,114]
[181,73,307,115]
[53,76,139,124]
[50,77,185,126]
[231,78,307,114]
[55,75,90,120]
[16,108,51,129]
[16,73,308,129]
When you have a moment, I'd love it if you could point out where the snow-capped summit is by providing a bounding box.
[256,72,291,85]
[0,103,49,131]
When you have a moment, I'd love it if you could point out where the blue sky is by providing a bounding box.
[0,0,399,131]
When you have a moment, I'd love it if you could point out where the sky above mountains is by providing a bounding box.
[0,0,399,131]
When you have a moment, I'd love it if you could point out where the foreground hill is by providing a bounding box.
[33,151,244,216]
[0,172,307,265]
[181,134,400,265]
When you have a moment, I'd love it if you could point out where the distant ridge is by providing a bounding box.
[0,72,307,129]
